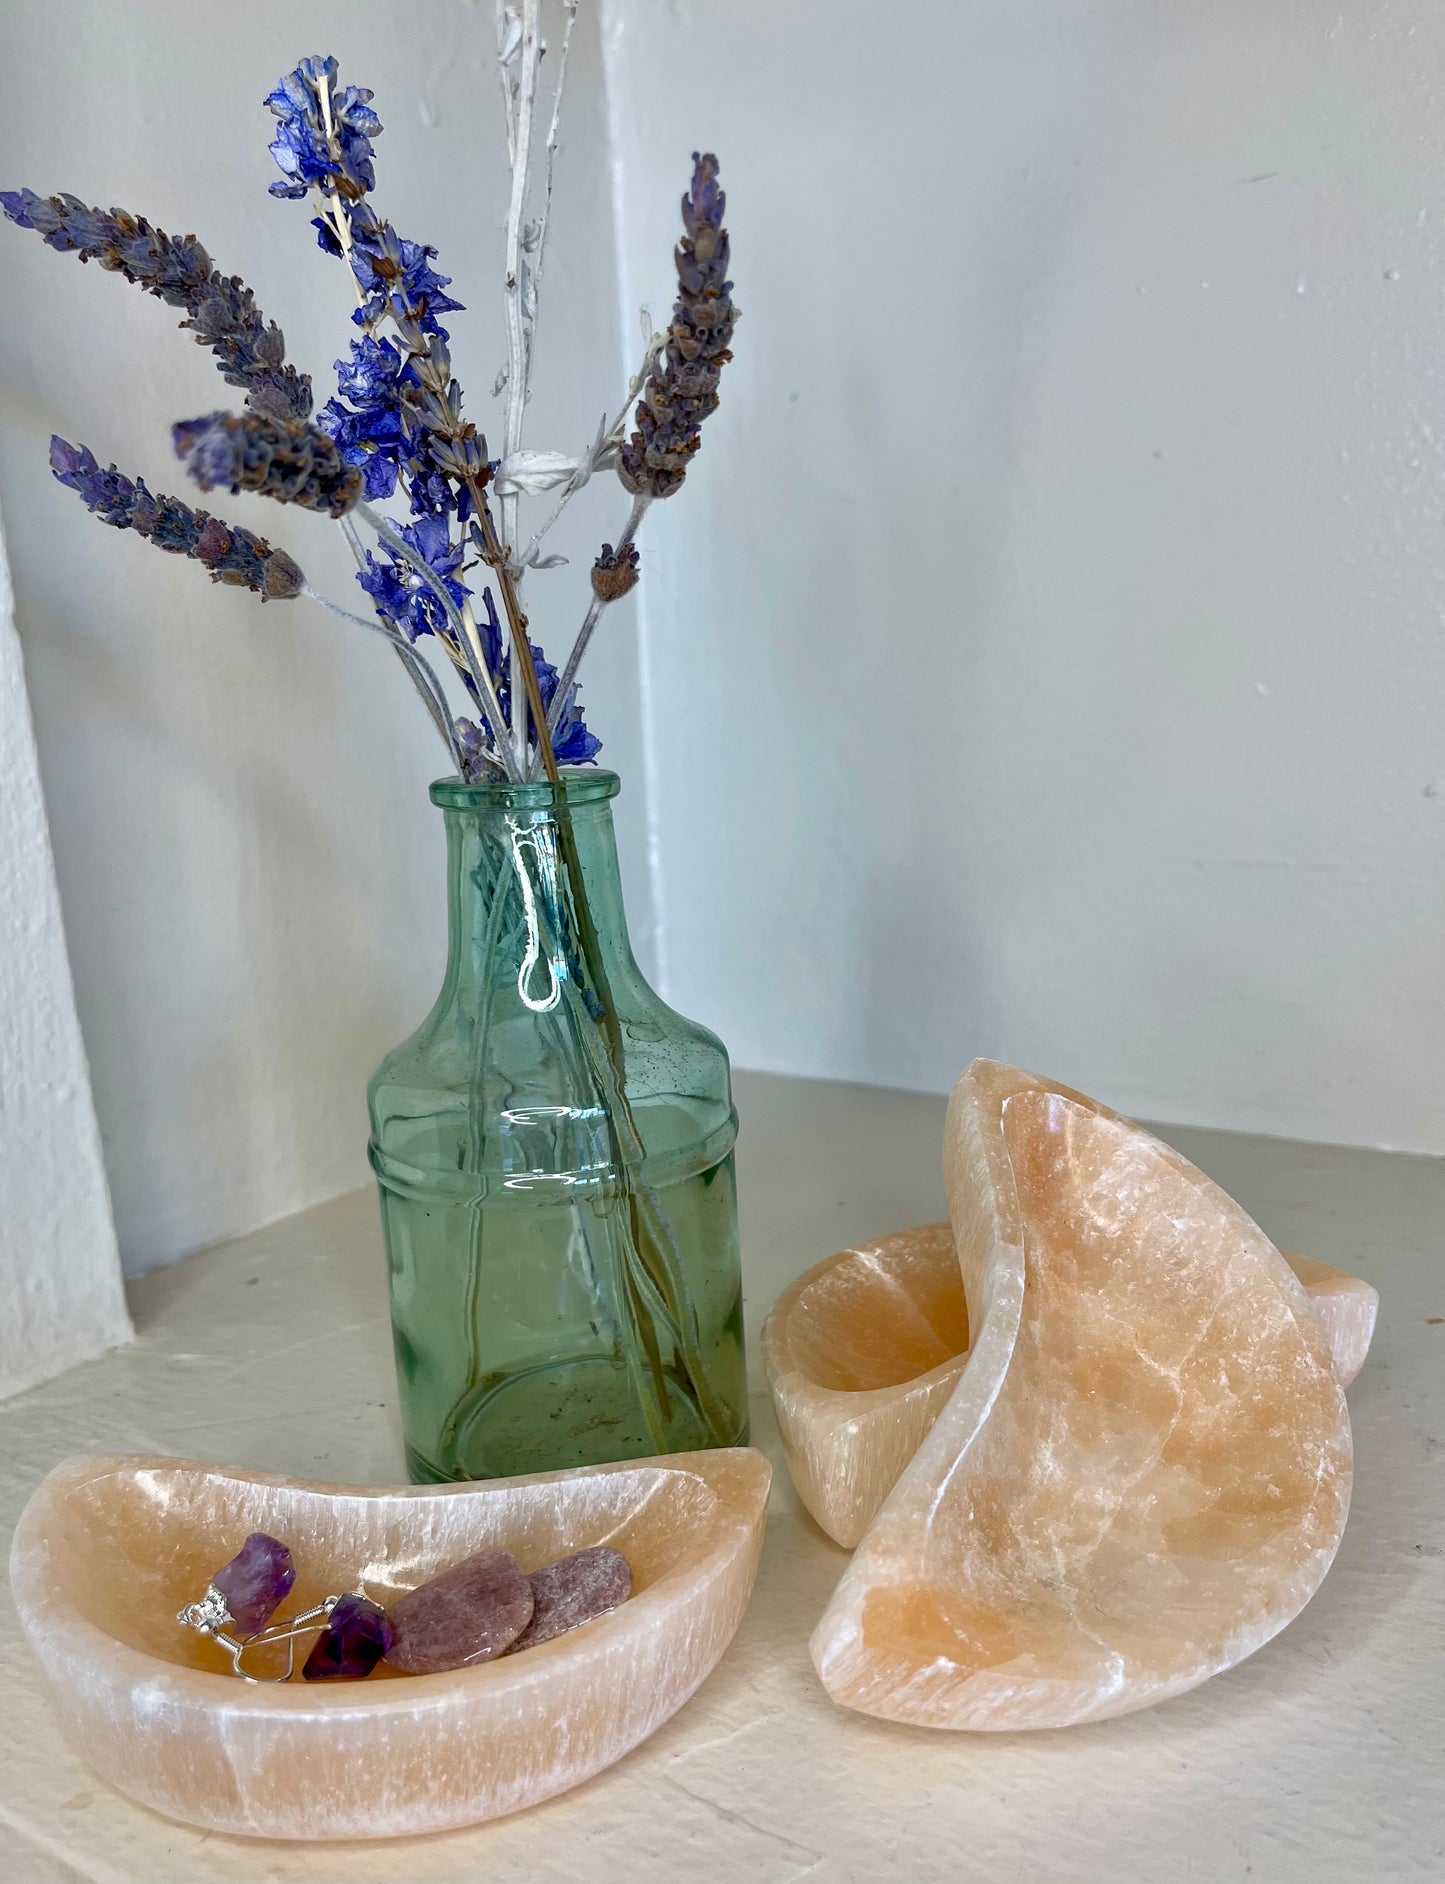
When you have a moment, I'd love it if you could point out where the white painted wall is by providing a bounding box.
[0,2,654,1273]
[0,500,132,1393]
[3,3,1440,1288]
[603,0,1445,1155]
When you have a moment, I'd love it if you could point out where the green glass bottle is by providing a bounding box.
[369,771,748,1482]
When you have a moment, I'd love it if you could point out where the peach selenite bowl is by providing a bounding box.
[765,1223,1377,1551]
[10,1448,771,1840]
[794,1061,1361,1732]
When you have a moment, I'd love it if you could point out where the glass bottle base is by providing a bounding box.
[404,1360,752,1485]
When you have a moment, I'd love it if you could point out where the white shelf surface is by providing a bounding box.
[1,1071,1440,1883]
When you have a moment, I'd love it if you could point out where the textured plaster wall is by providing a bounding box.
[602,0,1445,1154]
[0,1,653,1273]
[0,500,132,1392]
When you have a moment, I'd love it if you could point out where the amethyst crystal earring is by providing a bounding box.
[178,1532,346,1683]
[178,1531,635,1683]
[300,1592,394,1681]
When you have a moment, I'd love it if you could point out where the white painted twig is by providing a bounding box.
[525,0,578,374]
[499,0,542,766]
[518,329,665,570]
[493,1,520,167]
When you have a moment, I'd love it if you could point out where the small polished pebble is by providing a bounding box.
[508,1546,633,1653]
[212,1532,295,1636]
[302,1593,395,1681]
[385,1549,534,1674]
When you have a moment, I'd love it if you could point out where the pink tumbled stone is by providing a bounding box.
[386,1549,533,1674]
[510,1546,633,1653]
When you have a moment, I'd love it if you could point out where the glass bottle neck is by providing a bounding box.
[436,778,639,1014]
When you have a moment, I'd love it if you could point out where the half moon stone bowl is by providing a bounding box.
[10,1448,771,1839]
[808,1060,1356,1729]
[765,1224,1377,1549]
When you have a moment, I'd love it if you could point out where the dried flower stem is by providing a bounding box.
[540,493,649,762]
[464,471,561,784]
[357,499,521,781]
[302,576,463,769]
[308,187,368,321]
[337,514,474,769]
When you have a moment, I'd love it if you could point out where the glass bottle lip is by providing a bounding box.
[430,768,621,812]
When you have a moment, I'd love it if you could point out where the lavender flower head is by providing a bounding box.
[619,153,737,500]
[49,438,303,600]
[173,411,362,518]
[0,191,311,423]
[591,541,640,603]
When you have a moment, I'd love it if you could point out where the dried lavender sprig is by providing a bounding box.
[49,437,303,600]
[618,153,737,500]
[0,191,312,423]
[173,411,361,519]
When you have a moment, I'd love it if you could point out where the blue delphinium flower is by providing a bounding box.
[265,52,603,770]
[358,548,451,648]
[471,584,507,677]
[266,56,379,200]
[531,645,603,767]
[321,335,413,500]
[347,228,463,334]
[357,515,504,676]
[356,512,461,642]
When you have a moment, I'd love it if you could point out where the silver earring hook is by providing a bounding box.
[178,1588,342,1683]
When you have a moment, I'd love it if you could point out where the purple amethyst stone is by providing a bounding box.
[301,1593,395,1681]
[211,1532,295,1636]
